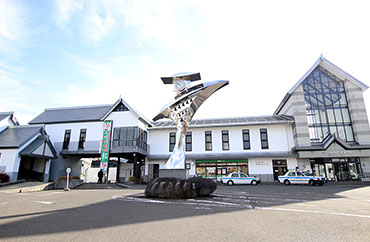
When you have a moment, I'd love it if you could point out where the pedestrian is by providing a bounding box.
[97,169,104,184]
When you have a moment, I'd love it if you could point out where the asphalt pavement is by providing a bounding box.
[0,183,370,242]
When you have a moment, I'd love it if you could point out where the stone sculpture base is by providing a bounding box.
[145,177,217,199]
[159,169,187,179]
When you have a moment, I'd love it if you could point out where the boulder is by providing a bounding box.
[145,177,217,199]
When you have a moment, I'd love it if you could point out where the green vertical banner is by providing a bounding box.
[100,120,112,173]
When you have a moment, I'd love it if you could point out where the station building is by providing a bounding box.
[0,56,369,182]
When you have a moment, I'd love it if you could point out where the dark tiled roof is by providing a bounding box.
[29,105,112,124]
[0,126,42,148]
[0,112,13,122]
[19,135,57,159]
[152,115,294,128]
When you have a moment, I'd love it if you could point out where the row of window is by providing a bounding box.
[62,126,148,150]
[168,129,269,152]
[63,129,86,150]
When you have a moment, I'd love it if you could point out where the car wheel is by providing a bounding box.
[308,180,315,186]
[227,180,234,186]
[251,180,257,186]
[284,180,290,185]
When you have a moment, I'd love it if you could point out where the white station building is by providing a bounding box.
[1,56,370,183]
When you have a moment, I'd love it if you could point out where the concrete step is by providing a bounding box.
[0,181,54,193]
[75,183,129,189]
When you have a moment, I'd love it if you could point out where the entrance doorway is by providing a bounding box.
[273,160,288,181]
[18,157,46,181]
[311,158,362,181]
[153,164,159,179]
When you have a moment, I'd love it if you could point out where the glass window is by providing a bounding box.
[78,129,87,149]
[303,67,355,143]
[222,130,229,150]
[169,132,176,152]
[242,129,250,150]
[260,129,269,149]
[240,173,247,177]
[186,132,192,151]
[231,173,239,178]
[205,131,212,151]
[113,103,129,112]
[63,129,71,149]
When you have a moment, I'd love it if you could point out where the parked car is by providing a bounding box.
[278,171,324,186]
[221,172,261,186]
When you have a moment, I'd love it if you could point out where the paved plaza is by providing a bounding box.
[0,183,370,242]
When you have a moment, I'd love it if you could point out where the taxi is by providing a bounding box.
[221,172,261,186]
[278,171,324,186]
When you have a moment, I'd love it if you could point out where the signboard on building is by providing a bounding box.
[100,120,112,173]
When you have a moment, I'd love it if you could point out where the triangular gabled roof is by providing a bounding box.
[274,56,369,115]
[101,97,152,127]
[29,97,152,127]
[19,135,57,159]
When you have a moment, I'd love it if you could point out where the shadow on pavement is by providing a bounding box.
[0,183,369,239]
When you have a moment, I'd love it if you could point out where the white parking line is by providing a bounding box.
[0,202,7,206]
[37,191,64,197]
[257,207,370,219]
[35,201,54,205]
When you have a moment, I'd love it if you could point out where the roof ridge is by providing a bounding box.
[154,114,291,122]
[44,104,112,111]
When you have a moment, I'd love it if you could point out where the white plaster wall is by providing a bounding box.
[33,158,45,173]
[248,158,274,175]
[145,159,196,176]
[0,149,18,175]
[106,112,139,127]
[45,122,103,151]
[148,123,294,155]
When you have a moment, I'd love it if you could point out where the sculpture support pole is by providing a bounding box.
[165,120,188,169]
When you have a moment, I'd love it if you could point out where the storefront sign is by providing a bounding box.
[256,161,269,166]
[100,120,112,173]
[196,159,248,164]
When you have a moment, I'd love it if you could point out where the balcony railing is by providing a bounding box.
[57,139,149,156]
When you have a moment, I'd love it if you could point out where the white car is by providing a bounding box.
[278,171,324,186]
[221,172,261,186]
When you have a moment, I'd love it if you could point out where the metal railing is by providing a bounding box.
[56,139,149,155]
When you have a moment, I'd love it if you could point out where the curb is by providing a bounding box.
[116,183,131,189]
[0,179,26,187]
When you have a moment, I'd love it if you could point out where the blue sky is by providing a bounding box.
[1,0,370,124]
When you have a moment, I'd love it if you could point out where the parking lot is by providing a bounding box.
[1,183,370,242]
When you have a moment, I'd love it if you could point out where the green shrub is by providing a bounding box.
[128,176,143,183]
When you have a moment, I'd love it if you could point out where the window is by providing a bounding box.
[205,131,212,151]
[112,127,138,147]
[242,129,250,150]
[186,132,192,151]
[113,103,129,112]
[222,130,229,150]
[231,173,239,178]
[63,129,71,149]
[260,128,269,149]
[78,129,87,149]
[303,66,355,143]
[169,132,176,152]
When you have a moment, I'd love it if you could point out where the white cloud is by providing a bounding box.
[54,0,83,27]
[84,12,116,45]
[0,0,26,56]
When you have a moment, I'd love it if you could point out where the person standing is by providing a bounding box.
[97,169,104,184]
